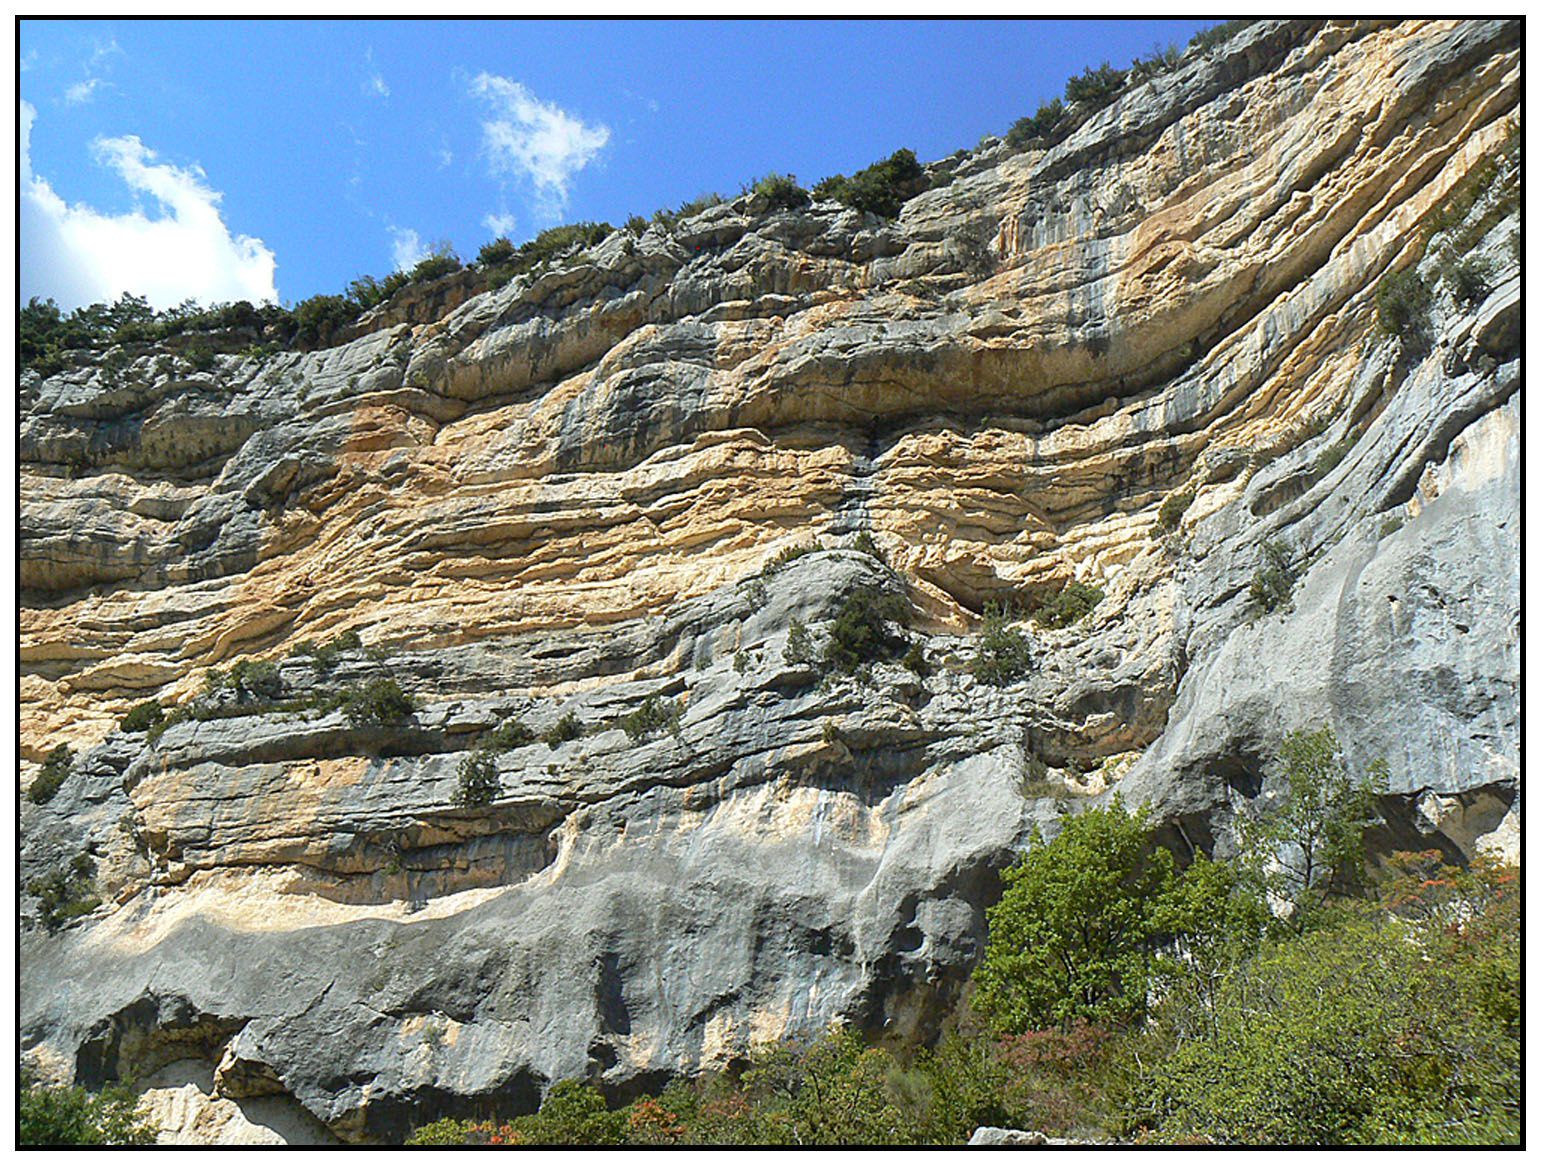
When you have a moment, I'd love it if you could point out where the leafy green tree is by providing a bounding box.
[28,743,73,805]
[19,1073,157,1145]
[1239,726,1386,926]
[972,798,1176,1030]
[455,751,499,806]
[740,1026,912,1145]
[512,1080,625,1145]
[813,149,924,219]
[1126,901,1519,1144]
[969,606,1032,685]
[1248,538,1296,614]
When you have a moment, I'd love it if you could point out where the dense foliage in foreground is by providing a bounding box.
[407,728,1518,1146]
[19,1073,157,1146]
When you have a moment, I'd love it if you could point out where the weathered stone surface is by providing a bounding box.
[968,1126,1077,1146]
[19,18,1520,1144]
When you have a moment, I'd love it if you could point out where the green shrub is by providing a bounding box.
[476,236,517,267]
[407,244,462,284]
[1127,896,1518,1144]
[515,1081,626,1146]
[346,271,409,309]
[341,677,415,726]
[823,587,911,675]
[28,854,101,932]
[901,642,931,677]
[292,293,360,346]
[29,744,73,805]
[1188,19,1255,53]
[300,629,362,672]
[619,695,683,743]
[455,751,499,807]
[746,173,810,211]
[763,541,821,574]
[973,798,1192,1031]
[969,608,1032,685]
[1157,486,1195,531]
[1064,62,1127,107]
[184,344,216,372]
[1441,254,1494,307]
[1248,539,1297,615]
[733,650,749,673]
[145,705,188,745]
[1129,42,1183,81]
[481,718,535,752]
[119,700,165,735]
[813,148,925,219]
[404,1117,478,1145]
[1374,267,1431,339]
[850,531,884,562]
[219,658,284,701]
[543,711,583,747]
[1032,581,1104,629]
[784,619,816,667]
[1006,99,1065,148]
[19,1072,157,1146]
[625,214,649,235]
[1236,726,1386,924]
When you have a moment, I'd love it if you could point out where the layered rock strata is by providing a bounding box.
[19,18,1520,1142]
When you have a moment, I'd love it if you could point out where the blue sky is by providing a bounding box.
[20,18,1213,311]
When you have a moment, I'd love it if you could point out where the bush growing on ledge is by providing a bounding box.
[481,718,535,752]
[784,618,817,668]
[619,695,684,743]
[970,607,1033,686]
[764,541,821,575]
[27,854,101,932]
[813,148,925,219]
[1032,581,1105,630]
[455,751,500,807]
[1249,539,1298,615]
[28,744,74,805]
[1157,486,1196,531]
[341,677,415,726]
[901,642,932,677]
[543,711,584,748]
[745,173,811,211]
[1374,267,1431,340]
[119,700,165,735]
[1006,99,1065,148]
[1064,62,1127,107]
[1188,19,1255,53]
[823,588,911,675]
[1441,254,1495,308]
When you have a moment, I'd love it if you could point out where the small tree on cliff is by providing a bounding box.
[1238,726,1387,927]
[972,798,1178,1031]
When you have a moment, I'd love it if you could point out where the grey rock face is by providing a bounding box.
[18,18,1521,1145]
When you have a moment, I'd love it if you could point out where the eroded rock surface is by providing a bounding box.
[20,19,1520,1143]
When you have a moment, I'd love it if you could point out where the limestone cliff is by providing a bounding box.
[19,18,1521,1143]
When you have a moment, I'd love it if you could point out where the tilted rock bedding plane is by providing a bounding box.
[19,18,1520,1143]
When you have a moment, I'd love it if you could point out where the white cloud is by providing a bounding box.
[482,211,517,238]
[469,72,609,215]
[20,101,278,311]
[362,48,389,98]
[389,226,428,272]
[89,38,123,70]
[63,78,103,106]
